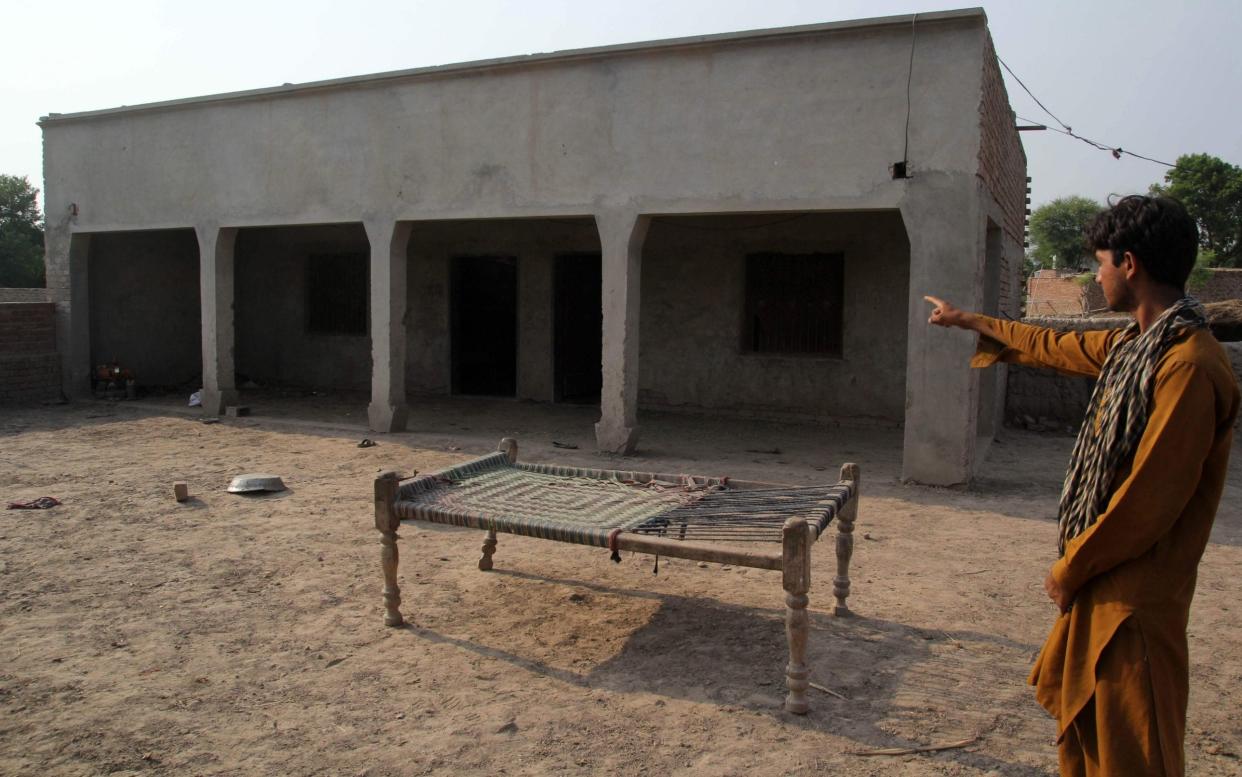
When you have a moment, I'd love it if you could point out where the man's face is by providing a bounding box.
[1094,249,1135,312]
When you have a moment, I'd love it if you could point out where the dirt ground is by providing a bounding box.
[1,394,1240,776]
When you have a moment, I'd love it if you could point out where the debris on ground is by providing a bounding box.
[6,496,61,510]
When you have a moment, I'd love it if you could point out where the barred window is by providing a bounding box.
[744,252,844,356]
[306,253,368,335]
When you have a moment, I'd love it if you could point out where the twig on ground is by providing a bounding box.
[809,681,848,700]
[845,736,978,756]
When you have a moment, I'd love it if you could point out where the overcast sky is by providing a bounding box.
[3,0,1238,212]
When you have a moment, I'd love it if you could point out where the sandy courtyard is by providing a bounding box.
[1,396,1240,776]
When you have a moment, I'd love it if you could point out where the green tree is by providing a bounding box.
[0,175,45,287]
[1028,196,1102,271]
[1150,153,1242,266]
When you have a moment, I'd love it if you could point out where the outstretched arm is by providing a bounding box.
[924,295,1122,378]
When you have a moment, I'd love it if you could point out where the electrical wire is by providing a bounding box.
[1015,115,1174,167]
[999,56,1072,133]
[903,13,918,163]
[1000,54,1175,168]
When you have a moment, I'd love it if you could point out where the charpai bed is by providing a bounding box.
[373,438,860,714]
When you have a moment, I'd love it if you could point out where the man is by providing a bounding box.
[925,195,1238,776]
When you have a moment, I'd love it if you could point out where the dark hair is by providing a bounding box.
[1085,195,1199,288]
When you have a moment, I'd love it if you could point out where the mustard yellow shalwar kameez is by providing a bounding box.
[972,317,1238,777]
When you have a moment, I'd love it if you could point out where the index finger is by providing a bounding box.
[923,295,946,308]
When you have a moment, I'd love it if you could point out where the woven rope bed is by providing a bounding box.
[373,438,860,714]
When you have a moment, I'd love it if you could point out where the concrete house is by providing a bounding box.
[38,7,1026,485]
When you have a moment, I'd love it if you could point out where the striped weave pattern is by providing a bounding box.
[395,453,704,546]
[393,452,852,548]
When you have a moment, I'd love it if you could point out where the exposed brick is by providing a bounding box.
[0,288,51,304]
[1026,270,1087,316]
[1029,268,1242,316]
[977,34,1028,245]
[0,302,60,404]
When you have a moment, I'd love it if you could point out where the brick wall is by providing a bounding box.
[996,252,1015,317]
[1026,270,1087,316]
[977,33,1028,244]
[1086,269,1242,310]
[1004,315,1115,429]
[1029,268,1242,317]
[1083,280,1106,313]
[0,287,52,303]
[1224,343,1242,429]
[1197,268,1242,301]
[0,302,62,404]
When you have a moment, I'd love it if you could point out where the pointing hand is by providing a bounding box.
[924,295,976,330]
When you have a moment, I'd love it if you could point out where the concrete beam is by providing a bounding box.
[197,225,239,415]
[366,220,411,432]
[594,211,649,454]
[899,174,986,486]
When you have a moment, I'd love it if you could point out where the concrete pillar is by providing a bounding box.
[61,233,92,399]
[517,251,554,402]
[366,220,411,432]
[899,175,986,485]
[594,211,649,454]
[197,225,239,416]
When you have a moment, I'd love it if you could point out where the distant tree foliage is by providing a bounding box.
[0,175,45,287]
[1150,153,1242,267]
[1188,249,1215,290]
[1028,196,1103,271]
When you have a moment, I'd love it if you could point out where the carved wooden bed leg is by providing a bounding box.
[833,463,859,617]
[479,529,498,571]
[375,470,404,627]
[782,516,811,714]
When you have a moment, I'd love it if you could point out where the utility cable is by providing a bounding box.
[999,56,1071,132]
[1001,54,1174,167]
[1015,115,1174,167]
[902,13,918,163]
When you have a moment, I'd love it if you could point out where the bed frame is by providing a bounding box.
[373,438,859,714]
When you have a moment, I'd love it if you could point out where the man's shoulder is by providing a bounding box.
[1162,329,1238,395]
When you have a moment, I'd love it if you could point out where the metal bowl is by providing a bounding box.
[226,473,287,493]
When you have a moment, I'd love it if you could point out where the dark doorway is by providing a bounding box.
[554,253,602,403]
[452,255,517,396]
[88,229,201,390]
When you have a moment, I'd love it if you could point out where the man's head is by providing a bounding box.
[1085,195,1199,306]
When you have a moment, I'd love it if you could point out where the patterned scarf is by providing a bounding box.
[1056,296,1208,556]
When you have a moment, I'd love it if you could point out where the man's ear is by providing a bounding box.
[1121,250,1140,280]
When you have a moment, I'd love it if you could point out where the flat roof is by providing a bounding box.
[40,8,984,126]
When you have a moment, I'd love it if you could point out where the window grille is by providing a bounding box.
[306,253,368,335]
[744,252,844,356]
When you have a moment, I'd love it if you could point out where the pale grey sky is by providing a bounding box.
[3,0,1239,211]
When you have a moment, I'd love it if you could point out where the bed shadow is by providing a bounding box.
[398,570,1051,775]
